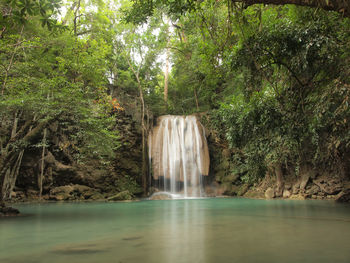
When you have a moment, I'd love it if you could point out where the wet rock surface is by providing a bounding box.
[10,112,143,203]
[49,185,101,201]
[149,192,174,200]
[107,190,133,201]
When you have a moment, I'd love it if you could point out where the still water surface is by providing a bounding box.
[1,198,350,263]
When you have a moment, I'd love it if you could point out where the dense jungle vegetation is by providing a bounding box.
[1,0,349,204]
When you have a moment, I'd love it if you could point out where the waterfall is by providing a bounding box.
[148,115,209,197]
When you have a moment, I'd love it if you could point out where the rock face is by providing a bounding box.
[148,115,209,196]
[12,111,143,202]
[200,114,350,201]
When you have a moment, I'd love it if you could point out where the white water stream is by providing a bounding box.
[148,115,209,197]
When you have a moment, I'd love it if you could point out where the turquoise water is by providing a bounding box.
[1,198,350,263]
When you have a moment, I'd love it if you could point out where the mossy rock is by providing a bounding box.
[107,190,133,201]
[222,184,240,196]
[90,193,105,200]
[216,159,230,171]
[215,170,226,182]
[237,184,249,196]
[244,189,265,199]
[223,173,240,184]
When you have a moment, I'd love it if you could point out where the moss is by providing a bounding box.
[107,190,133,201]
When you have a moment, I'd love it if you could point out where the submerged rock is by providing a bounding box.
[0,203,19,216]
[52,242,111,255]
[122,236,143,241]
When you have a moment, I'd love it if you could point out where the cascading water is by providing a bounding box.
[148,115,209,197]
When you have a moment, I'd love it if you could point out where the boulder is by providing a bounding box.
[50,185,74,200]
[215,170,226,182]
[90,193,105,200]
[149,193,173,200]
[244,189,265,199]
[107,190,133,201]
[0,203,19,216]
[300,173,310,190]
[222,184,239,196]
[50,184,99,201]
[289,194,306,200]
[283,190,291,198]
[237,184,249,196]
[265,187,275,199]
[335,190,350,203]
[224,173,240,184]
[305,184,320,196]
[313,177,343,195]
[284,184,292,190]
[26,189,39,199]
[292,182,300,194]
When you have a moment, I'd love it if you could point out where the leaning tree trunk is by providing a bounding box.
[0,153,20,216]
[0,117,51,202]
[0,150,24,200]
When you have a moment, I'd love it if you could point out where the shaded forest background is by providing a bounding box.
[1,0,350,206]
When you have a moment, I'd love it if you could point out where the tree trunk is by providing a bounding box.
[274,163,284,197]
[164,18,170,109]
[164,46,169,106]
[39,128,47,199]
[1,25,24,95]
[126,57,149,195]
[1,150,24,201]
[138,80,148,194]
[194,87,200,111]
[0,117,52,202]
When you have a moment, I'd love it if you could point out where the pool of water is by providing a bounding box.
[1,198,350,263]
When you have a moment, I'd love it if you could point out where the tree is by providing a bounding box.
[115,13,167,193]
[0,2,120,208]
[124,0,350,24]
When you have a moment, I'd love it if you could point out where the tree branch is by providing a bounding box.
[232,0,350,17]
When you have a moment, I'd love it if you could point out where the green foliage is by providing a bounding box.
[1,0,167,168]
[0,3,120,163]
[1,0,350,191]
[0,0,65,31]
[213,6,350,182]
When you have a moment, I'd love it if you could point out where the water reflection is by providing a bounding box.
[157,200,205,263]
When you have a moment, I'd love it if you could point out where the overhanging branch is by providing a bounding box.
[231,0,349,18]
